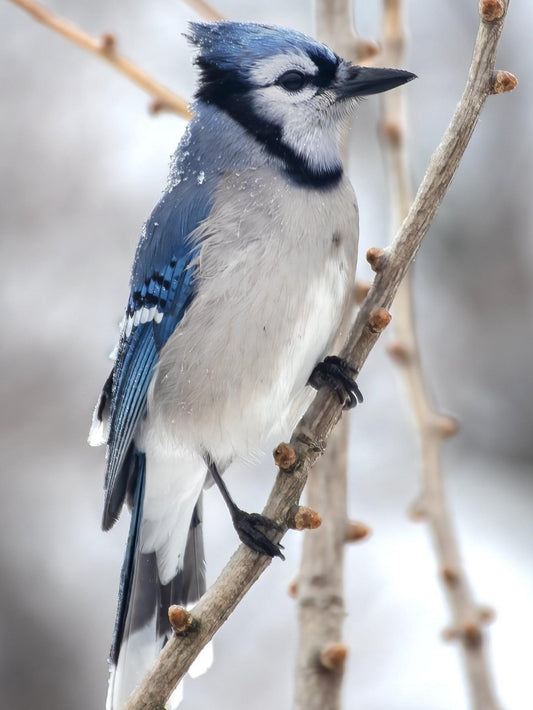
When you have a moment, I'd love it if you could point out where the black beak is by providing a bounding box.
[336,64,417,99]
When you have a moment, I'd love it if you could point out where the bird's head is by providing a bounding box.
[187,22,416,186]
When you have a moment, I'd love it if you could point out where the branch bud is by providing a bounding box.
[287,578,299,599]
[408,497,427,521]
[443,621,483,648]
[491,70,518,94]
[354,280,371,304]
[168,605,193,634]
[356,39,380,63]
[273,442,298,471]
[101,32,116,54]
[288,506,322,531]
[442,625,460,642]
[345,520,372,543]
[387,340,413,365]
[433,415,459,438]
[319,643,348,672]
[478,606,496,625]
[366,247,387,272]
[479,0,505,22]
[380,120,403,148]
[463,621,483,648]
[440,566,460,586]
[149,99,167,115]
[368,307,392,333]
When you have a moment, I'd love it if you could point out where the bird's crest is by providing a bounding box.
[186,21,338,76]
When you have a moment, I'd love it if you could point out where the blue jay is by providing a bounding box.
[90,21,415,709]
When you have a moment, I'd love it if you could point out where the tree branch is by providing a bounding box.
[7,0,192,118]
[123,2,514,708]
[379,3,511,708]
[314,0,379,63]
[294,420,351,710]
[181,0,225,22]
[293,4,374,709]
[379,2,506,708]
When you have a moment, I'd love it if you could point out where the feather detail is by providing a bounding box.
[88,370,113,447]
[88,411,108,447]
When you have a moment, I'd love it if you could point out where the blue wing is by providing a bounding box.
[101,178,214,531]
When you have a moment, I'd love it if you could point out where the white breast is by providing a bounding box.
[141,167,359,465]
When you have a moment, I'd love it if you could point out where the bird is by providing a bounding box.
[89,20,415,710]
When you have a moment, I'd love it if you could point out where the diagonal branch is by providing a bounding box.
[7,0,192,118]
[123,2,514,708]
[379,1,507,708]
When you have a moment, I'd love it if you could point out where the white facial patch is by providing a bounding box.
[282,107,342,171]
[247,50,350,173]
[252,82,344,173]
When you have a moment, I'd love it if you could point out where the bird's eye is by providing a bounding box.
[277,70,307,92]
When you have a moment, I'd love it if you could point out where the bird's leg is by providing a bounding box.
[207,461,285,560]
[308,355,364,410]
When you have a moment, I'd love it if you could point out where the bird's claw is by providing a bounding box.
[308,355,363,410]
[232,509,285,560]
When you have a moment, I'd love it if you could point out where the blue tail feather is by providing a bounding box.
[107,452,207,709]
[110,450,146,664]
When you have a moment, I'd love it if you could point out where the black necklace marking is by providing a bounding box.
[195,59,343,189]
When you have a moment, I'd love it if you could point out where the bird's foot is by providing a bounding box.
[232,509,285,560]
[308,355,363,410]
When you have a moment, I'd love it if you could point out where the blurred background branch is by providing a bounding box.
[181,0,225,22]
[8,0,192,117]
[314,0,379,63]
[294,3,376,709]
[379,1,505,708]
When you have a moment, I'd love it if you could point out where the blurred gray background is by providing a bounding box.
[1,1,531,709]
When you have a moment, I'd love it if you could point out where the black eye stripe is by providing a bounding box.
[310,52,340,87]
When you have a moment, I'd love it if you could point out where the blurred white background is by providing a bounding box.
[1,1,532,709]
